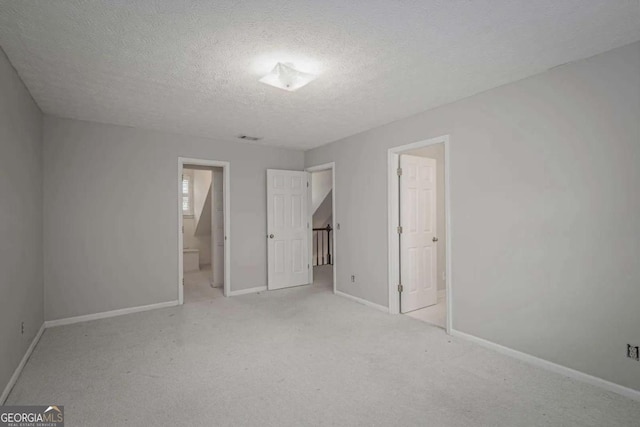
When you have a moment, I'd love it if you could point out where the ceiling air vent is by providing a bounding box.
[237,135,262,141]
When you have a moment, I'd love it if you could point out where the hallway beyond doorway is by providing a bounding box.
[313,264,333,292]
[184,266,223,303]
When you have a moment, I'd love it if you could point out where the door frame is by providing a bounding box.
[178,157,231,304]
[211,168,224,287]
[387,136,452,333]
[305,162,337,294]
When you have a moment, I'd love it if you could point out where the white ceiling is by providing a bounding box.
[0,1,638,150]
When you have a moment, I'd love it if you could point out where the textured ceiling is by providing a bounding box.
[0,1,638,149]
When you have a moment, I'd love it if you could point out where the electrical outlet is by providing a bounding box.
[627,344,639,361]
[351,275,355,283]
[21,322,24,335]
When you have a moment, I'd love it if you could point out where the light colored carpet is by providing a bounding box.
[312,264,333,292]
[405,291,446,328]
[183,265,223,304]
[6,271,639,426]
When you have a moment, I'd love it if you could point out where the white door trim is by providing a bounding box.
[305,162,336,294]
[387,136,452,333]
[178,157,231,303]
[211,168,224,287]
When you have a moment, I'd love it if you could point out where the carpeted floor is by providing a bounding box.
[6,268,640,426]
[405,291,447,328]
[183,265,223,303]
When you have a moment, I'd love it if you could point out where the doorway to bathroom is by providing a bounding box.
[178,158,230,304]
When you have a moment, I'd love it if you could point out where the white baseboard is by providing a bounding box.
[450,329,640,402]
[44,300,179,328]
[228,286,267,296]
[1,323,45,404]
[335,291,389,313]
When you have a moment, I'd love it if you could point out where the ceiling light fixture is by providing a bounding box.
[259,62,317,92]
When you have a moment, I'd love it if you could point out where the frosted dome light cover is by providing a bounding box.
[259,62,317,92]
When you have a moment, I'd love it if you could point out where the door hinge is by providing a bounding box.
[182,226,184,233]
[307,181,309,187]
[397,167,402,176]
[308,264,310,269]
[397,226,403,234]
[397,284,403,293]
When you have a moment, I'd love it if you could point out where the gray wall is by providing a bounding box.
[305,42,640,391]
[404,144,446,291]
[0,48,43,397]
[43,117,304,320]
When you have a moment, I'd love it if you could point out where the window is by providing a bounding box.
[182,171,194,217]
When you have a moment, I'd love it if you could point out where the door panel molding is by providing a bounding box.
[400,154,437,313]
[387,135,452,334]
[267,169,310,290]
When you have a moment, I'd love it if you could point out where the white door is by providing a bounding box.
[267,169,310,290]
[212,169,224,287]
[400,155,438,313]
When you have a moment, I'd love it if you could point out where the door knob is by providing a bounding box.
[269,234,274,239]
[432,237,438,242]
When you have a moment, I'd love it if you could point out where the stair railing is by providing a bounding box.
[312,224,333,266]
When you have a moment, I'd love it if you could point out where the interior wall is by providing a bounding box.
[312,170,333,228]
[312,190,333,228]
[304,42,640,391]
[404,144,446,291]
[311,169,332,212]
[43,116,304,321]
[0,48,43,397]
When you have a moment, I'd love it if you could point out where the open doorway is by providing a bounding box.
[388,136,451,332]
[307,163,336,293]
[178,158,230,304]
